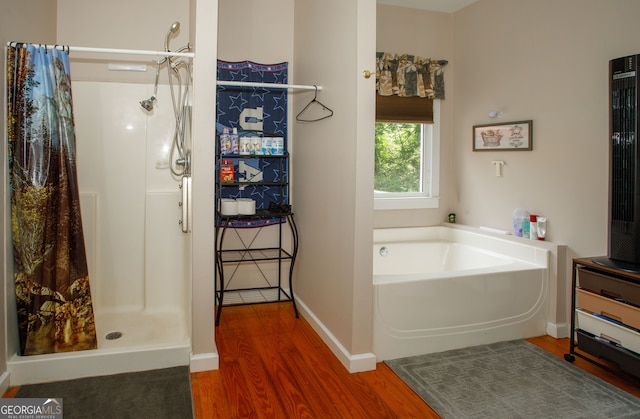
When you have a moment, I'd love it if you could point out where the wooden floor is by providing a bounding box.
[191,303,640,418]
[5,302,640,417]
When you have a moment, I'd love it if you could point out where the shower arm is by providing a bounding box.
[157,44,191,66]
[151,61,160,98]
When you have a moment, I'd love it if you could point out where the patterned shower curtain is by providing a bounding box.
[7,44,97,355]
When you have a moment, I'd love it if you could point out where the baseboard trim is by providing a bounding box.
[295,297,376,373]
[0,371,10,396]
[547,321,570,339]
[190,352,219,372]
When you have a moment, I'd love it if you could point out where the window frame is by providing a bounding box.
[374,100,440,210]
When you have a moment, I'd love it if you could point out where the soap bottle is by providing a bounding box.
[230,128,239,155]
[220,127,231,155]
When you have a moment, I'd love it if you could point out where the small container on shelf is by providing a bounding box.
[273,137,284,155]
[229,128,239,155]
[220,127,231,155]
[250,137,262,155]
[220,160,234,183]
[239,136,250,155]
[261,137,273,155]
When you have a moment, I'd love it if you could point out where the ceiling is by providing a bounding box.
[377,0,477,13]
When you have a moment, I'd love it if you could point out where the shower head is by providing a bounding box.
[165,21,181,52]
[140,96,156,111]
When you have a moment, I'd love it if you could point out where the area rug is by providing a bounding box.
[15,366,193,419]
[385,339,640,418]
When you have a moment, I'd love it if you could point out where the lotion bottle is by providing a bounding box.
[537,216,547,241]
[529,215,538,240]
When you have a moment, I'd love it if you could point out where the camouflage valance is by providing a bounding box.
[376,52,447,99]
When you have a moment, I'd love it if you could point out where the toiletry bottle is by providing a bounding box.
[529,215,538,240]
[220,127,231,155]
[230,128,239,155]
[512,208,529,237]
[537,216,547,241]
[522,218,530,239]
[240,136,250,155]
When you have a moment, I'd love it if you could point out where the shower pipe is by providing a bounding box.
[6,42,194,58]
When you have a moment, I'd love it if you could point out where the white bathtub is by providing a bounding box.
[373,225,549,361]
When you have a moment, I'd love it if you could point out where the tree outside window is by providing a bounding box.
[374,123,422,193]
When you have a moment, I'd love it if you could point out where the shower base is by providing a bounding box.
[7,310,190,385]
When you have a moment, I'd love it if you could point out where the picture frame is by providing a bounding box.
[472,120,532,151]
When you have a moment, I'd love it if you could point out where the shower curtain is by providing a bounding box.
[7,44,97,355]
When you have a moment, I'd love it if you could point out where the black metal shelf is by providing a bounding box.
[215,128,297,325]
[220,153,289,159]
[219,247,293,263]
[220,182,288,187]
[217,210,292,220]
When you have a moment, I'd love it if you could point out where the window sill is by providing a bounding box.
[374,196,440,210]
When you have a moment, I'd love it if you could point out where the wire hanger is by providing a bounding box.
[296,85,334,122]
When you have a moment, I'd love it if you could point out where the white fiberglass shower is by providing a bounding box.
[7,55,193,385]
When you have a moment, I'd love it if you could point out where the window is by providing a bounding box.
[374,100,440,210]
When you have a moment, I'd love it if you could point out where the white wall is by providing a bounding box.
[453,0,640,323]
[293,0,376,367]
[57,0,190,84]
[453,0,640,255]
[217,0,293,64]
[189,0,218,370]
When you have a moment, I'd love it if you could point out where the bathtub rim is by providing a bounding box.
[374,224,553,267]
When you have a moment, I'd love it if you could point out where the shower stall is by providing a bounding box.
[6,27,194,385]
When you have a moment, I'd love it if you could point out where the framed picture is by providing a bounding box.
[472,120,532,151]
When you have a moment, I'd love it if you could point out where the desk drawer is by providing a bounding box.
[577,267,640,306]
[577,288,640,330]
[576,308,640,354]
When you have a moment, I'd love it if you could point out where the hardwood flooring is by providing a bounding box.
[5,302,640,417]
[192,303,439,418]
[191,303,640,418]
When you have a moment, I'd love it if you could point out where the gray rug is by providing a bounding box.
[15,366,193,419]
[385,339,640,418]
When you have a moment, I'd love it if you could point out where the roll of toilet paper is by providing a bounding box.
[236,198,256,215]
[220,198,238,215]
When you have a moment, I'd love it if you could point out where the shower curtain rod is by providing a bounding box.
[6,42,194,58]
[217,80,323,91]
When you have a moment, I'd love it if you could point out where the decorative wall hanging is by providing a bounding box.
[473,120,533,151]
[216,60,289,227]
